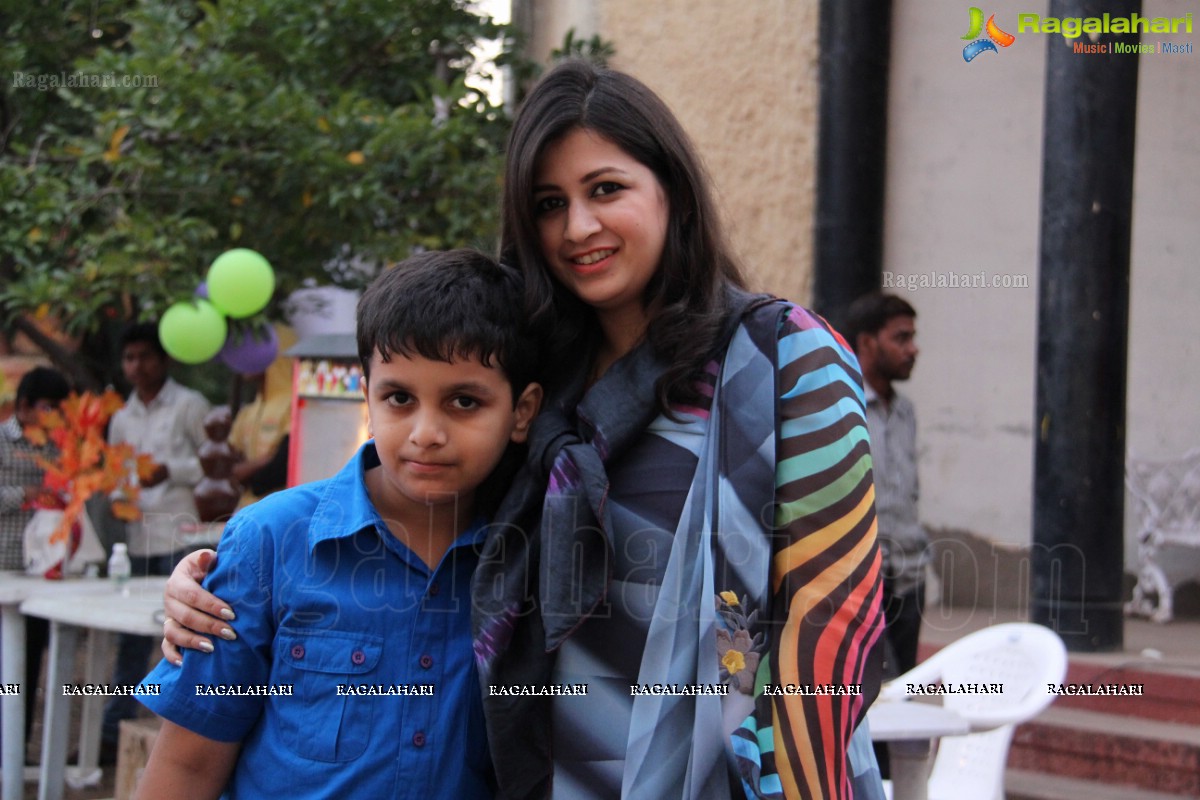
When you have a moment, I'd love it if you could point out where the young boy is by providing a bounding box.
[135,250,542,799]
[0,367,71,751]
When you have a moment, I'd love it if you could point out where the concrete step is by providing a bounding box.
[917,610,1200,795]
[918,637,1200,725]
[1005,768,1197,800]
[1009,706,1200,796]
[1050,659,1200,725]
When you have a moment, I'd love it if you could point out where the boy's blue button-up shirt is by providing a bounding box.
[140,443,493,799]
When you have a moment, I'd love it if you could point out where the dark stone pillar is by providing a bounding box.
[1032,0,1141,651]
[812,0,893,323]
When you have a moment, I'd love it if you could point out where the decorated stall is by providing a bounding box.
[285,333,368,486]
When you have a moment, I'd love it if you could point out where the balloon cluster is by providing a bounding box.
[158,249,278,373]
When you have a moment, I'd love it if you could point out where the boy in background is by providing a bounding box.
[0,366,70,753]
[135,250,542,799]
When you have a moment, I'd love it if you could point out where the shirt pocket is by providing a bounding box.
[273,627,383,762]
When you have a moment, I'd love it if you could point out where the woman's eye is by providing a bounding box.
[534,196,565,214]
[451,396,480,411]
[592,181,624,198]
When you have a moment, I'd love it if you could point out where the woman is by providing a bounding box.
[162,60,885,800]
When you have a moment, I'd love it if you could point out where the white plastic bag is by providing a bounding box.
[23,509,107,578]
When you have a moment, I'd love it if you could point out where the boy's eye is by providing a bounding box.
[592,181,624,198]
[451,396,480,411]
[385,391,412,407]
[534,195,565,215]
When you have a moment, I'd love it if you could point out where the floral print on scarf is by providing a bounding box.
[715,592,765,694]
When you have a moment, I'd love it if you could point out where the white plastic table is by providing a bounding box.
[867,701,970,800]
[0,572,116,800]
[20,576,167,800]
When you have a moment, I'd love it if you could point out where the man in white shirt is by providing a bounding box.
[103,322,211,755]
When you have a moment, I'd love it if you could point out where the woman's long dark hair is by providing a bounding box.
[500,59,748,412]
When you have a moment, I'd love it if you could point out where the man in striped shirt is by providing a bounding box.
[0,366,71,753]
[845,294,925,678]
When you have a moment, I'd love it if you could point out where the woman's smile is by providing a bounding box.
[569,247,618,269]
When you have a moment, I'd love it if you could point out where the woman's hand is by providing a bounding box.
[160,549,237,665]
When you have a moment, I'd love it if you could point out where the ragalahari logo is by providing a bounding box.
[962,7,1016,61]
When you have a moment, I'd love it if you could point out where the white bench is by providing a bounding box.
[1125,448,1200,623]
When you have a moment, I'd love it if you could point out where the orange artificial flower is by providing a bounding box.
[23,390,148,544]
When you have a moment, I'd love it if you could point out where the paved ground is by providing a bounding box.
[921,601,1200,673]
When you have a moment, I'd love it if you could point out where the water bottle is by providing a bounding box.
[108,543,132,594]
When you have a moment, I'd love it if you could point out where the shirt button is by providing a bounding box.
[291,644,305,660]
[428,582,440,597]
[351,649,366,665]
[419,654,433,669]
[412,731,426,747]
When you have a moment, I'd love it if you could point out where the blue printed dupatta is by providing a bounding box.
[472,294,885,799]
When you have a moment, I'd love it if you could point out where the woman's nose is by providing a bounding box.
[564,202,601,242]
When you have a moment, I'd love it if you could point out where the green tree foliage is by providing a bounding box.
[551,28,616,67]
[1,0,517,387]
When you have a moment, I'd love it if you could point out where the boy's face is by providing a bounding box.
[15,397,56,428]
[363,349,541,521]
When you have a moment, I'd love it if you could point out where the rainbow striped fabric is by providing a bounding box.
[731,305,885,799]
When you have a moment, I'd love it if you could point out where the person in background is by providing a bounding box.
[102,322,211,759]
[0,366,71,757]
[228,325,297,507]
[843,293,924,678]
[843,293,924,779]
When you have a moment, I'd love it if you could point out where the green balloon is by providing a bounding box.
[159,300,228,364]
[206,248,276,318]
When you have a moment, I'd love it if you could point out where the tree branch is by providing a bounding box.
[8,316,100,391]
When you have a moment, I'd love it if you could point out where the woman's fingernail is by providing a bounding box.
[220,608,236,621]
[219,627,237,641]
[173,657,183,666]
[198,640,215,653]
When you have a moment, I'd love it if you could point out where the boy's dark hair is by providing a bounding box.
[356,249,539,397]
[119,321,167,357]
[842,293,917,354]
[16,367,71,407]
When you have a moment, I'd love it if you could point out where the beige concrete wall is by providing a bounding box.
[884,0,1200,570]
[516,0,821,302]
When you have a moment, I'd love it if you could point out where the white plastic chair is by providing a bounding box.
[878,622,1068,800]
[1125,448,1200,622]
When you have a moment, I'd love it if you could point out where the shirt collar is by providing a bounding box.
[127,378,182,412]
[307,441,488,553]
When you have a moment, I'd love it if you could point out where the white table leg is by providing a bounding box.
[888,739,934,800]
[38,622,78,800]
[1,604,28,800]
[68,629,110,788]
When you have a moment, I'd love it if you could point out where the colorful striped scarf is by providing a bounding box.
[472,294,884,799]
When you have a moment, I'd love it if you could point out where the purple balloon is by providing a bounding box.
[195,281,209,299]
[219,325,279,375]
